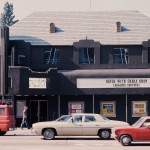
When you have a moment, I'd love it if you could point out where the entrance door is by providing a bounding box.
[30,100,48,124]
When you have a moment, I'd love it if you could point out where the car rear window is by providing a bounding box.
[0,108,5,115]
[84,116,96,122]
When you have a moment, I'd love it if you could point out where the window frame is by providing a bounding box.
[113,48,128,64]
[132,101,148,117]
[84,115,96,122]
[79,47,95,64]
[72,115,83,123]
[0,108,5,115]
[44,47,60,64]
[100,101,116,117]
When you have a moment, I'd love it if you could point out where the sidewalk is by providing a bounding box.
[6,128,37,136]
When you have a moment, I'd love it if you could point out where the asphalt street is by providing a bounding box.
[0,128,149,150]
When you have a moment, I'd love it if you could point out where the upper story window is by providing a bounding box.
[8,77,12,88]
[18,55,26,65]
[16,48,26,66]
[44,48,60,64]
[113,48,128,64]
[79,48,94,64]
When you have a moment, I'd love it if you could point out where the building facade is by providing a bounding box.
[1,11,150,126]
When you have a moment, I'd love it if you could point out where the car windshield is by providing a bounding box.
[132,117,145,127]
[100,115,110,121]
[56,115,72,122]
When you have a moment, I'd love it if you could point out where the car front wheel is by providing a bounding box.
[43,129,55,140]
[120,135,131,146]
[98,130,111,140]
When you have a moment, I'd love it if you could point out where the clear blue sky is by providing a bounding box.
[0,0,150,19]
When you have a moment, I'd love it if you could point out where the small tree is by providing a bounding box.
[0,2,19,27]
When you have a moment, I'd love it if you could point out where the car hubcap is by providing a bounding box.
[44,130,54,139]
[101,131,109,139]
[122,137,130,145]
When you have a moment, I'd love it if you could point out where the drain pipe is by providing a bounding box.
[126,94,128,123]
[93,95,94,113]
[58,95,60,117]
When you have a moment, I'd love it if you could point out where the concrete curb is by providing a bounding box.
[6,128,37,136]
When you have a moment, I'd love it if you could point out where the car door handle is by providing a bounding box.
[79,125,82,126]
[95,125,99,126]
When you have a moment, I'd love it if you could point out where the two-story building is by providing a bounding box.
[1,11,150,126]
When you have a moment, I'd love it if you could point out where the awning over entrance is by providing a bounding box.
[58,69,150,95]
[59,69,150,78]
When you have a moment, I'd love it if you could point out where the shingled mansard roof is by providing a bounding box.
[10,11,150,45]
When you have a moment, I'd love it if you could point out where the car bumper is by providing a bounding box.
[32,128,42,135]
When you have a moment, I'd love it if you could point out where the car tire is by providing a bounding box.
[0,131,6,136]
[120,135,131,146]
[98,130,111,140]
[43,129,55,140]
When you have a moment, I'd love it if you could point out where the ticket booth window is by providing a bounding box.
[68,102,84,115]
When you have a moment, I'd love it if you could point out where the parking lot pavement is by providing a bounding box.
[6,128,37,136]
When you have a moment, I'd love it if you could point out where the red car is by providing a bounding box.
[0,105,15,136]
[114,116,150,146]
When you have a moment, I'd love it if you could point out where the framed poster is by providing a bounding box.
[68,101,84,115]
[100,101,116,117]
[132,101,147,117]
[16,100,26,118]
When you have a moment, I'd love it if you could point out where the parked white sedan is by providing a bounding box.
[32,113,129,140]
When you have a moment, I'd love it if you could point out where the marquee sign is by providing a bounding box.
[77,78,150,88]
[29,78,46,89]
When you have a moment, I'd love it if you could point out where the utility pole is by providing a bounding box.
[0,26,9,103]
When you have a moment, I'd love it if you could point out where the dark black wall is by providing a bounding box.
[73,39,100,69]
[47,95,58,121]
[127,94,150,124]
[100,45,143,68]
[57,70,150,95]
[60,95,93,115]
[9,66,150,96]
[7,39,150,96]
[8,67,58,95]
[29,45,73,71]
[9,40,147,71]
[9,40,31,67]
[94,95,126,122]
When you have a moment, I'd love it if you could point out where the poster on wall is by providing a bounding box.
[132,101,147,117]
[16,100,26,118]
[100,101,116,117]
[68,102,84,114]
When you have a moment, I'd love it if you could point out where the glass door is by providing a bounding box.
[30,100,48,124]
